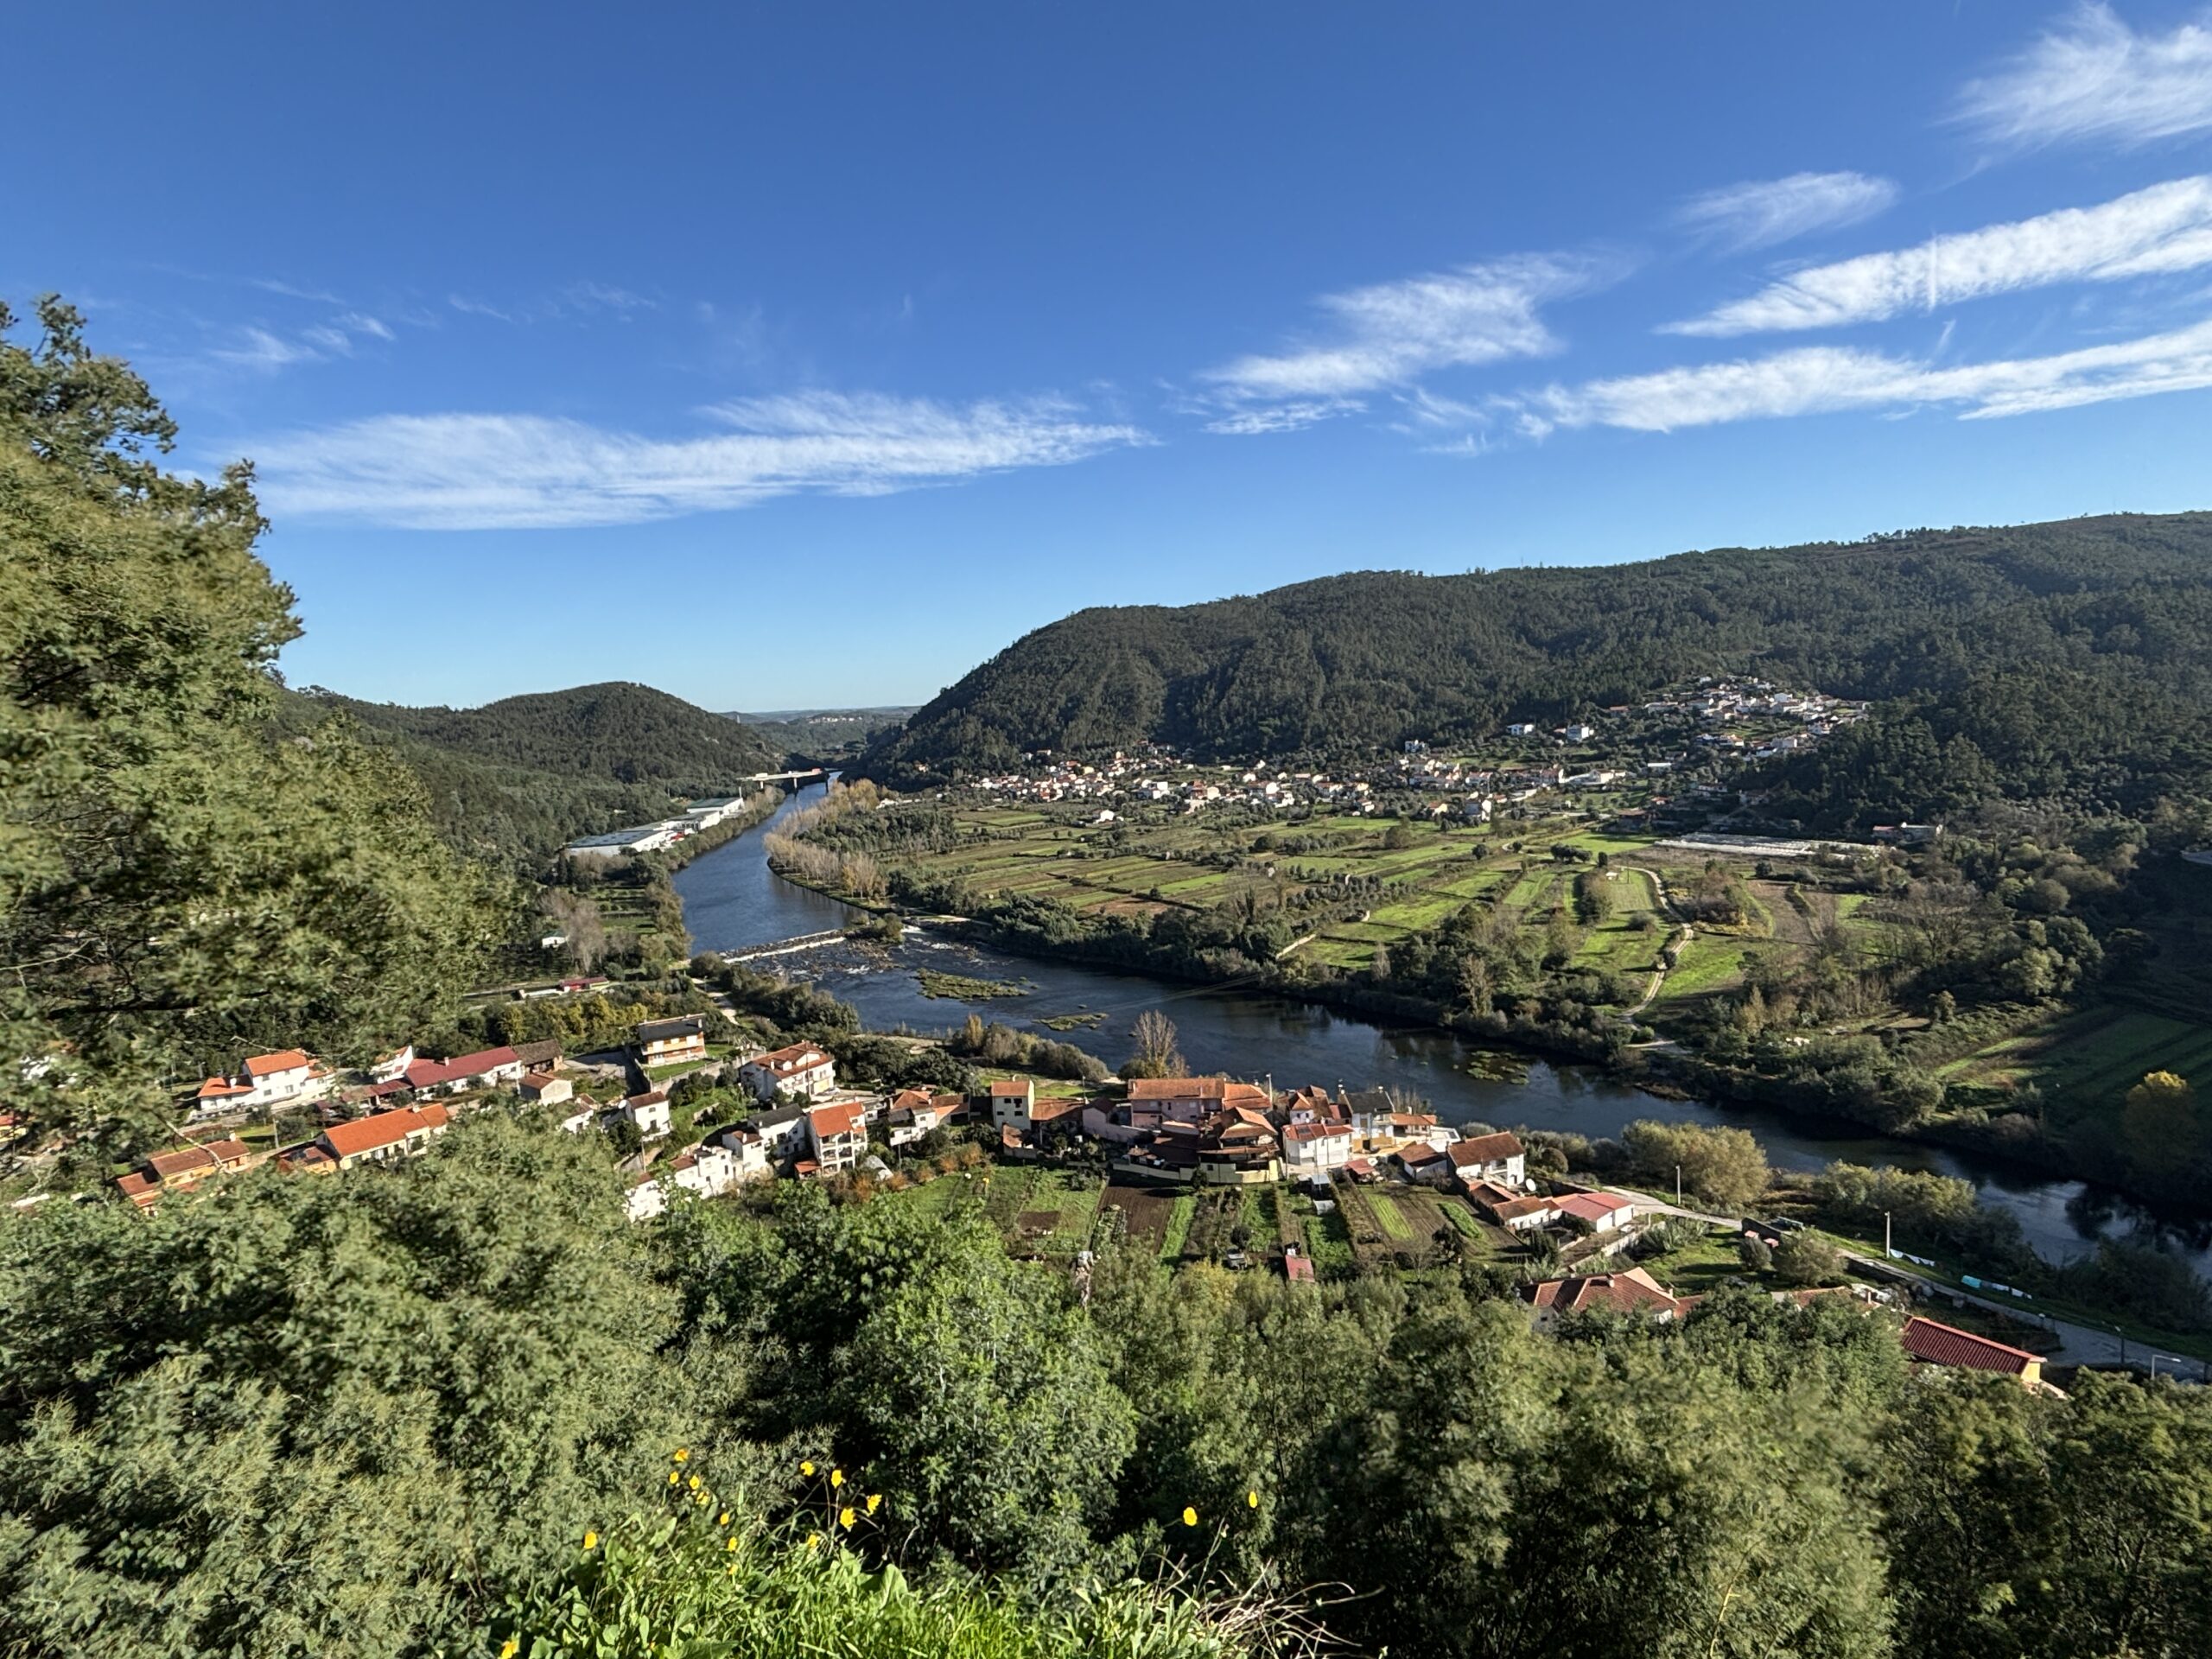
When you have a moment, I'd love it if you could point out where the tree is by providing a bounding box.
[1573,872,1613,926]
[1122,1009,1184,1079]
[1739,1235,1774,1274]
[0,297,508,1158]
[1621,1120,1770,1214]
[1773,1232,1845,1287]
[0,1117,709,1657]
[839,1230,1135,1589]
[2122,1071,2205,1195]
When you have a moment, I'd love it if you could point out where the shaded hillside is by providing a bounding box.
[282,682,782,864]
[861,513,2212,825]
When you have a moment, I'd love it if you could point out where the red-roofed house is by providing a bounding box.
[1524,1266,1690,1331]
[1446,1131,1526,1189]
[1398,1142,1452,1185]
[404,1047,524,1096]
[738,1042,836,1103]
[114,1138,259,1210]
[1282,1246,1317,1284]
[807,1100,866,1173]
[188,1049,329,1118]
[240,1050,319,1108]
[315,1103,451,1170]
[988,1077,1036,1131]
[1900,1316,2045,1388]
[1554,1192,1637,1234]
[1281,1118,1353,1172]
[1484,1193,1560,1232]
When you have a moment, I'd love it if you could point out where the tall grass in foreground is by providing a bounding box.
[487,1510,1338,1659]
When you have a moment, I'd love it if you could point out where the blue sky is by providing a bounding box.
[13,3,2212,711]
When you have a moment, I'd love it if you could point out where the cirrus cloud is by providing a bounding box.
[246,391,1150,530]
[1675,170,1898,252]
[1516,312,2212,435]
[1955,3,2212,150]
[1666,175,2212,337]
[1200,253,1618,425]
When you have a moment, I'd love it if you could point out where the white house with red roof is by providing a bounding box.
[737,1042,837,1103]
[988,1077,1035,1130]
[1554,1191,1637,1234]
[806,1100,867,1173]
[188,1049,331,1118]
[1445,1131,1526,1190]
[1281,1118,1353,1172]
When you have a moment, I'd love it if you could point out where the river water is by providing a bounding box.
[676,782,2212,1275]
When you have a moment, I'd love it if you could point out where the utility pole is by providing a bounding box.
[1884,1211,1891,1258]
[1675,1165,1681,1205]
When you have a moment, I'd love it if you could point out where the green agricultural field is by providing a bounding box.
[2020,1005,2212,1104]
[1368,1189,1417,1241]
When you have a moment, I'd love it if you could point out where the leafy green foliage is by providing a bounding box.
[0,297,508,1153]
[0,1116,712,1657]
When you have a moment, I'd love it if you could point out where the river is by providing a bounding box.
[676,781,2212,1276]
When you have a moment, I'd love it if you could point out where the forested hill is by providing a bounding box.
[282,682,782,864]
[860,513,2212,823]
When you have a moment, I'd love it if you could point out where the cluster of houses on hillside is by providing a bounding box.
[119,1033,2069,1391]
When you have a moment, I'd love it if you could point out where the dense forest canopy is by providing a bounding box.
[278,683,783,866]
[861,519,2212,826]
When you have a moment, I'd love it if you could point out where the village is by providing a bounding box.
[123,1016,2060,1394]
[950,675,1866,829]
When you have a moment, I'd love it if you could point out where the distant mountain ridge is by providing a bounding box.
[858,512,2212,825]
[285,681,784,863]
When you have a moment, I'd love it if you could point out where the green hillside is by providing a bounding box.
[861,515,2212,824]
[282,682,784,865]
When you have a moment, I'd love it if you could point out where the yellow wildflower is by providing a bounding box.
[727,1535,739,1553]
[718,1511,730,1527]
[1181,1506,1198,1527]
[804,1532,822,1551]
[840,1506,856,1529]
[1247,1491,1259,1509]
[866,1493,882,1515]
[830,1468,844,1489]
[672,1447,690,1464]
[668,1471,680,1486]
[688,1474,702,1491]
[583,1530,598,1551]
[800,1460,816,1477]
[499,1640,519,1659]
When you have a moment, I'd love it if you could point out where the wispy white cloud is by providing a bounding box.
[1667,176,2212,336]
[208,327,323,372]
[1205,399,1362,435]
[246,391,1150,529]
[1675,171,1898,252]
[1516,313,2212,434]
[206,310,398,372]
[1202,254,1613,415]
[1955,3,2212,150]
